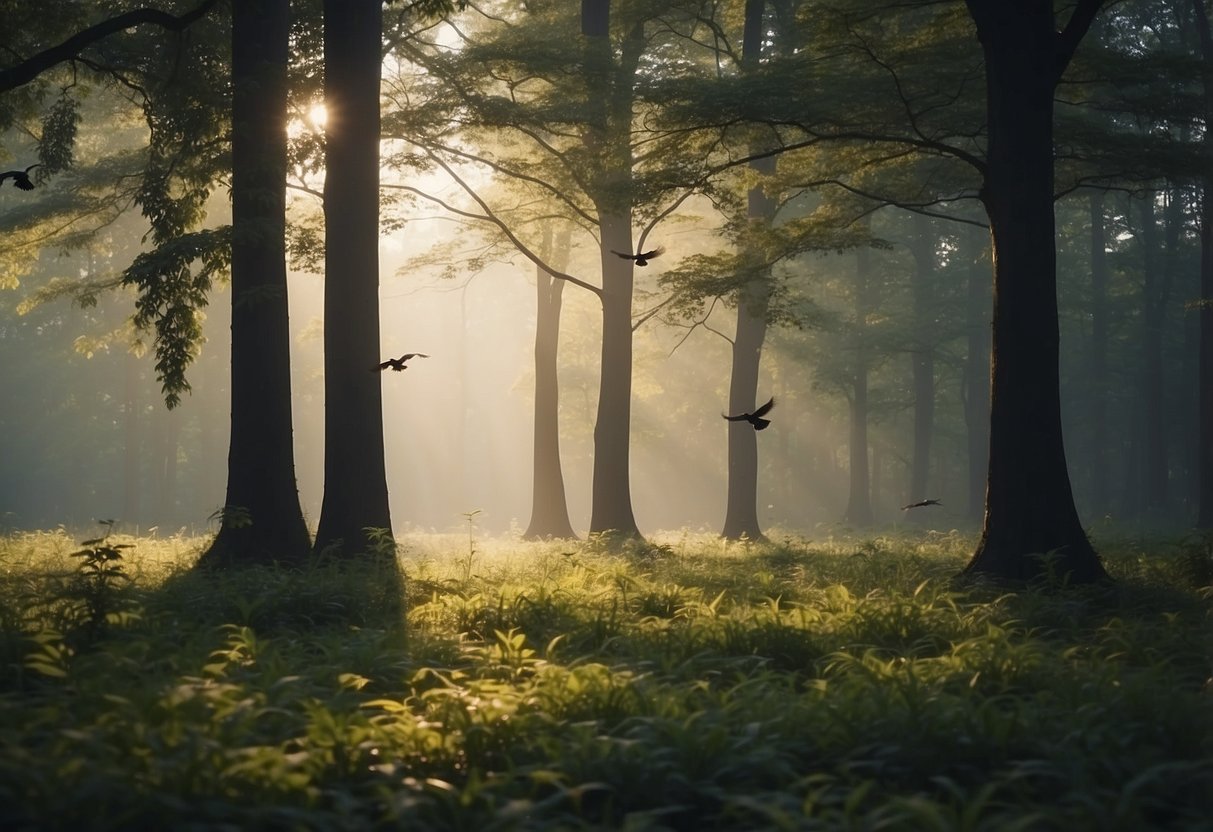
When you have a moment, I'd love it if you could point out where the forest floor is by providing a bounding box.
[0,527,1210,830]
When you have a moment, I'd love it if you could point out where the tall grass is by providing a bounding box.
[1,528,1209,830]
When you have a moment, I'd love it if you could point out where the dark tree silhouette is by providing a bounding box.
[201,0,310,566]
[0,0,220,93]
[314,0,394,556]
[961,0,1109,583]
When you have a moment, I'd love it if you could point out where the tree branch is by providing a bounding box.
[384,154,603,298]
[1056,0,1107,81]
[0,0,221,93]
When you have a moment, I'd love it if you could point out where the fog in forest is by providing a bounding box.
[1,0,1204,549]
[5,179,1197,539]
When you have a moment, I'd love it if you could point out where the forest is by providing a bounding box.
[1,0,1211,829]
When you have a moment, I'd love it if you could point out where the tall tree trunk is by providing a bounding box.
[962,224,990,524]
[313,0,393,555]
[962,1,1107,583]
[1087,189,1110,516]
[722,0,775,541]
[202,0,310,566]
[845,245,874,526]
[723,281,771,539]
[584,1,641,540]
[590,214,641,538]
[908,212,936,505]
[1196,0,1213,528]
[525,226,577,539]
[1139,191,1170,515]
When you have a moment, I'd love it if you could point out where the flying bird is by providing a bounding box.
[0,164,40,191]
[723,396,775,431]
[901,498,942,510]
[372,352,429,372]
[611,245,665,266]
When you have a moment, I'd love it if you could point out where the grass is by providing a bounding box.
[0,527,1210,830]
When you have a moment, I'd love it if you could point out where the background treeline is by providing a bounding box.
[0,0,1203,539]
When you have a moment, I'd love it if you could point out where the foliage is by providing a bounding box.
[0,530,1209,830]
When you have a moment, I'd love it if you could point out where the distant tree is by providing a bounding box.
[200,0,310,566]
[524,225,578,540]
[843,242,875,526]
[906,212,937,508]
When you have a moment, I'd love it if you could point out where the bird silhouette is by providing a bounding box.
[0,164,40,191]
[723,396,775,430]
[372,352,429,372]
[611,245,665,266]
[901,498,942,510]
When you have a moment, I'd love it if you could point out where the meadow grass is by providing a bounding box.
[0,527,1209,830]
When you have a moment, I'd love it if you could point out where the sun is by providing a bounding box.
[307,103,328,130]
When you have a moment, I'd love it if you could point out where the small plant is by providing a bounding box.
[66,519,136,641]
[456,510,482,582]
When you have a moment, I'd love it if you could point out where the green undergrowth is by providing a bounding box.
[0,528,1209,830]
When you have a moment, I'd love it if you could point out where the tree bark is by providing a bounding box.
[202,0,310,567]
[962,0,1107,583]
[313,0,394,556]
[524,227,577,539]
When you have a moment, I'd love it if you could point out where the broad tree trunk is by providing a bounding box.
[313,0,393,555]
[908,213,936,506]
[1196,0,1213,528]
[845,245,874,526]
[525,227,577,540]
[589,214,641,538]
[962,1,1107,583]
[202,0,310,566]
[961,224,990,524]
[722,281,771,539]
[583,2,642,540]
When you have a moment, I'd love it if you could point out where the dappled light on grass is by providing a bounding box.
[0,530,1210,829]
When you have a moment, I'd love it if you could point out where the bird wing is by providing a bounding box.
[373,361,392,371]
[611,250,636,260]
[638,246,665,260]
[402,353,429,361]
[751,396,775,418]
[722,413,748,421]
